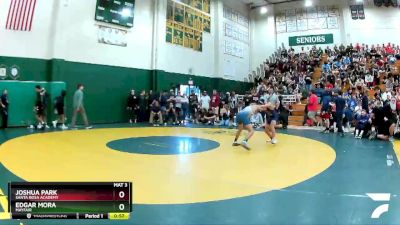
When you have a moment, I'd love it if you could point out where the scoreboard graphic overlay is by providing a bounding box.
[8,182,132,220]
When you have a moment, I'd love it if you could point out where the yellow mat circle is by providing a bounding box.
[0,128,336,204]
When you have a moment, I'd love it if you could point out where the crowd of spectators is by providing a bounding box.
[259,42,400,141]
[2,42,398,143]
[126,43,400,142]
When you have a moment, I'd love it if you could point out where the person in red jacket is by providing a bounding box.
[211,90,221,123]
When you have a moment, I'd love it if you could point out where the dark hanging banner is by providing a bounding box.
[357,5,365,20]
[374,0,383,7]
[375,0,399,7]
[350,5,359,20]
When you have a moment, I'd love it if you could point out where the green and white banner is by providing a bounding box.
[289,34,333,46]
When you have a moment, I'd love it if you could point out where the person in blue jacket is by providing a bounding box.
[323,62,331,74]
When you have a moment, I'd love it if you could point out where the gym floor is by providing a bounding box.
[0,124,398,225]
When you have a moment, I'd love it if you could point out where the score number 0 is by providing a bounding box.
[118,191,126,211]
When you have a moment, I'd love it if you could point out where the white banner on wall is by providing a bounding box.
[224,40,244,58]
[285,9,296,20]
[286,20,297,32]
[224,5,249,28]
[231,11,238,22]
[297,19,308,31]
[223,59,236,78]
[307,7,318,18]
[327,17,339,29]
[317,18,327,29]
[223,6,232,20]
[276,21,287,33]
[317,6,328,18]
[278,5,339,33]
[237,14,249,28]
[98,25,127,47]
[328,7,339,17]
[224,23,249,43]
[223,4,249,81]
[276,14,286,22]
[224,40,232,55]
[307,18,319,30]
[296,8,307,20]
[223,5,249,45]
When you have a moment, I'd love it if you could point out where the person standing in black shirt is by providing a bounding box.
[159,91,168,118]
[138,90,148,123]
[189,90,198,122]
[52,90,67,129]
[1,89,9,128]
[277,96,289,129]
[376,98,397,142]
[33,85,47,129]
[362,90,369,111]
[41,88,50,128]
[334,91,346,137]
[149,90,158,102]
[127,90,139,124]
[145,91,151,121]
[244,92,252,107]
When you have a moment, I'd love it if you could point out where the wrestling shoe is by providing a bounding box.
[232,141,240,146]
[241,141,250,150]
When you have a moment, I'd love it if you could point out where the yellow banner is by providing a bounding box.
[202,14,211,33]
[184,6,195,28]
[184,27,194,49]
[166,0,209,51]
[203,0,210,14]
[167,0,174,21]
[166,20,174,43]
[193,10,203,31]
[193,30,202,51]
[191,0,202,11]
[174,3,185,24]
[173,22,184,46]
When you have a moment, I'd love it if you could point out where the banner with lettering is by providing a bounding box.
[165,0,210,52]
[289,34,334,46]
[203,14,211,33]
[166,20,174,43]
[350,5,359,20]
[184,27,194,48]
[277,5,339,33]
[193,30,203,51]
[173,23,184,46]
[203,0,210,14]
[98,25,127,47]
[358,5,365,19]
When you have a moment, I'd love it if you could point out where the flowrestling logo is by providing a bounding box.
[367,193,391,219]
